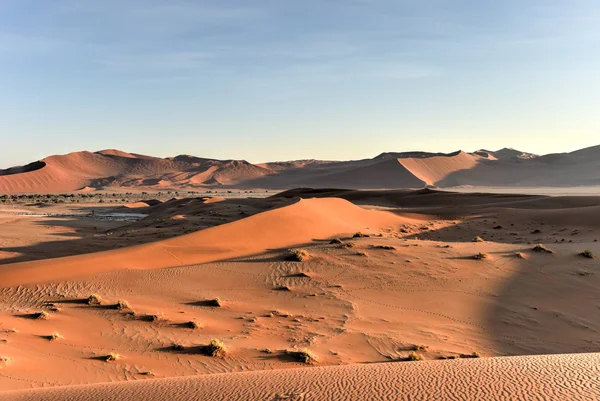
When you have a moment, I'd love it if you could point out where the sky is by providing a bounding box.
[1,0,599,167]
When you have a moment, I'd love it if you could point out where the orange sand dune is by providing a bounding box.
[2,353,598,400]
[398,151,480,186]
[0,198,413,286]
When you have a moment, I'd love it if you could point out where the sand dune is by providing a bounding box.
[1,144,600,193]
[2,353,598,400]
[1,189,600,395]
[0,197,412,286]
[398,151,480,186]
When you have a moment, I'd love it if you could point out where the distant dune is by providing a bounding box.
[1,145,599,193]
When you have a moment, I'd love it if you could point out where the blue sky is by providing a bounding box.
[1,0,599,167]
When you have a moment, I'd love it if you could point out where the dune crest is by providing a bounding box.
[0,197,412,286]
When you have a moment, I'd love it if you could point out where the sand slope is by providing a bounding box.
[0,197,411,286]
[2,353,598,400]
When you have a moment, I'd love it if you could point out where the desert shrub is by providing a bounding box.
[373,245,396,250]
[206,298,222,307]
[406,351,424,361]
[186,320,201,329]
[33,311,50,320]
[579,250,594,259]
[104,352,122,362]
[114,300,131,310]
[533,244,553,254]
[286,349,316,364]
[288,249,309,262]
[353,232,370,238]
[473,252,488,260]
[472,236,484,243]
[205,339,227,358]
[329,238,343,244]
[87,294,102,305]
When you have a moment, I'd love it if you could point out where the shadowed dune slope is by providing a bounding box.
[0,197,412,286]
[2,353,599,401]
[300,158,426,189]
[398,151,480,186]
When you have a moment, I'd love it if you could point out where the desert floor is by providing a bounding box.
[1,189,600,399]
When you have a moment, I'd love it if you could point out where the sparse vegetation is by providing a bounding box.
[47,332,63,341]
[288,249,309,262]
[286,349,316,364]
[473,252,488,260]
[33,311,50,320]
[353,232,370,238]
[579,250,594,259]
[87,294,102,305]
[205,339,227,358]
[412,345,428,352]
[186,320,201,329]
[206,298,222,307]
[373,245,396,250]
[472,236,484,242]
[0,356,11,366]
[139,371,155,376]
[459,352,480,359]
[355,251,368,257]
[114,300,131,310]
[329,238,343,244]
[104,352,122,362]
[533,244,553,254]
[515,252,524,259]
[172,343,186,351]
[406,351,424,361]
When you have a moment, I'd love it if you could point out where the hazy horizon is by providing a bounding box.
[2,1,599,167]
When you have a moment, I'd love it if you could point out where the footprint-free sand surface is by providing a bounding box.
[1,189,600,399]
[2,353,599,400]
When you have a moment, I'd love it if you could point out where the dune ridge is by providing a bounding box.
[0,197,411,286]
[2,353,598,400]
[2,144,600,193]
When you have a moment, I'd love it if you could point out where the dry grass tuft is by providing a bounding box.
[48,332,63,341]
[139,371,154,376]
[114,300,131,310]
[206,298,222,307]
[373,245,396,250]
[579,250,594,259]
[473,252,488,260]
[33,311,50,320]
[172,343,186,351]
[472,236,484,243]
[329,238,343,244]
[104,352,122,362]
[406,351,424,361]
[205,339,227,358]
[87,294,102,305]
[186,320,202,329]
[533,244,553,254]
[353,232,370,238]
[288,249,309,262]
[286,349,317,364]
